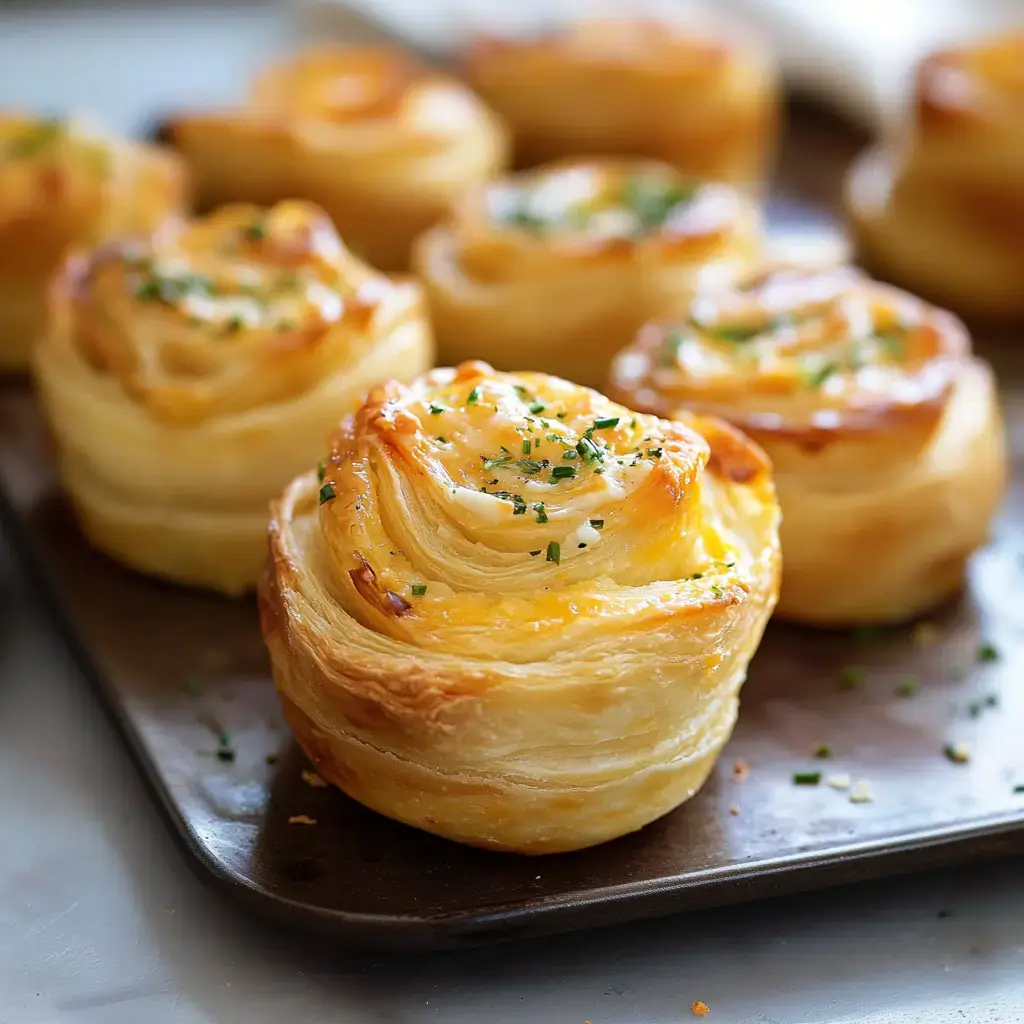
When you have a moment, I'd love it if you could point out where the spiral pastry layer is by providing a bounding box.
[847,33,1024,319]
[611,265,1006,625]
[464,15,778,185]
[36,199,433,594]
[413,158,762,390]
[0,113,185,369]
[260,360,780,853]
[165,46,509,271]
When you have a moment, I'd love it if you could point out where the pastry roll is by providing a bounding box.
[413,159,762,389]
[0,113,185,370]
[846,34,1024,320]
[610,265,1006,626]
[464,16,778,185]
[260,361,781,853]
[163,46,509,272]
[35,199,432,595]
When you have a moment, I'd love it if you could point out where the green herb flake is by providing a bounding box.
[977,641,1000,663]
[589,518,604,529]
[576,436,604,463]
[839,665,865,690]
[551,465,576,480]
[522,439,531,454]
[529,401,546,415]
[793,772,821,786]
[318,483,336,505]
[529,550,541,557]
[533,503,548,524]
[435,436,448,444]
[224,315,244,334]
[1014,784,1024,794]
[895,676,919,698]
[813,744,832,759]
[244,221,267,242]
[546,541,561,565]
[593,417,620,430]
[216,748,236,763]
[429,403,445,415]
[943,742,971,764]
[660,331,685,367]
[875,329,906,359]
[708,323,764,343]
[691,572,703,580]
[556,412,567,419]
[411,584,427,597]
[807,360,838,388]
[710,585,724,597]
[316,460,326,483]
[467,386,482,405]
[646,448,663,459]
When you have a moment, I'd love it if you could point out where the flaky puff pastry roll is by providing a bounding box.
[611,266,1006,626]
[164,47,509,272]
[464,16,778,185]
[260,361,781,854]
[35,200,432,595]
[0,113,185,370]
[413,159,762,390]
[847,34,1024,320]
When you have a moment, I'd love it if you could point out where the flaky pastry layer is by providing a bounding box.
[165,46,509,271]
[35,199,433,594]
[464,16,778,185]
[611,265,1007,625]
[413,159,762,390]
[261,361,780,853]
[847,34,1024,319]
[0,113,186,369]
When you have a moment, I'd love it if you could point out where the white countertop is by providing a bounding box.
[1,4,1024,1022]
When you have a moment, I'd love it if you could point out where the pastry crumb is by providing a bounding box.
[288,814,317,825]
[301,770,328,788]
[849,780,873,804]
[728,805,739,816]
[944,742,971,764]
[732,758,749,782]
[691,1000,710,1016]
[913,621,940,648]
[826,773,852,790]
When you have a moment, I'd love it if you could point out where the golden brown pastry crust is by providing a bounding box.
[413,158,762,389]
[35,199,433,594]
[260,360,781,853]
[610,265,1007,625]
[847,34,1024,319]
[164,46,509,271]
[0,113,186,370]
[464,16,778,184]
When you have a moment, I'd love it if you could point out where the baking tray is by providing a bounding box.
[3,101,1024,951]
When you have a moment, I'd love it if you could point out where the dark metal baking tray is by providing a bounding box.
[2,96,1023,950]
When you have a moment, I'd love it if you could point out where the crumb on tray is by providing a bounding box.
[288,814,317,825]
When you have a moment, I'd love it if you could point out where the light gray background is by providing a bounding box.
[1,3,1023,1021]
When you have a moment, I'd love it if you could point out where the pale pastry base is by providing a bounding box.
[774,360,1006,625]
[846,148,1024,322]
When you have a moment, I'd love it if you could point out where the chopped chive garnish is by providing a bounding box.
[839,665,865,690]
[529,401,546,415]
[1014,784,1024,794]
[436,436,448,444]
[317,460,326,483]
[556,412,567,419]
[985,694,999,707]
[546,541,560,564]
[807,361,838,387]
[977,641,1000,662]
[216,748,236,763]
[793,772,821,786]
[691,572,703,580]
[529,550,541,556]
[660,331,684,367]
[134,279,162,301]
[523,439,531,454]
[225,315,244,333]
[467,386,481,405]
[578,543,586,549]
[593,417,620,430]
[710,585,724,597]
[534,503,548,524]
[411,584,427,597]
[813,744,832,759]
[550,465,576,480]
[895,676,918,697]
[708,323,764,343]
[244,221,266,242]
[562,450,577,460]
[429,403,445,415]
[318,483,336,505]
[514,384,530,397]
[576,436,604,463]
[646,448,663,458]
[944,742,970,764]
[589,518,604,529]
